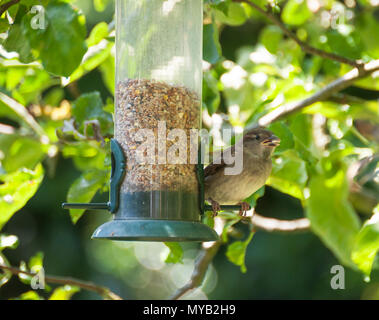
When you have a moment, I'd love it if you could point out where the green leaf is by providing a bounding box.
[0,234,19,250]
[0,136,45,173]
[221,215,241,243]
[282,0,312,26]
[203,71,221,115]
[99,56,115,95]
[0,164,44,231]
[352,207,379,279]
[93,0,111,12]
[3,24,35,63]
[0,18,10,33]
[203,22,222,64]
[306,169,361,267]
[244,186,265,208]
[23,2,87,76]
[268,150,308,199]
[67,169,108,224]
[28,251,44,272]
[213,2,248,26]
[203,211,215,229]
[0,253,12,287]
[325,30,362,61]
[49,285,80,300]
[226,231,254,273]
[260,25,283,54]
[71,92,113,135]
[14,291,44,300]
[86,22,109,47]
[68,41,113,84]
[163,242,184,264]
[267,122,294,153]
[18,260,32,284]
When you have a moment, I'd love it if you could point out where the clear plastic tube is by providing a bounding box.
[115,0,203,220]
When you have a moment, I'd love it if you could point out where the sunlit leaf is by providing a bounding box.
[306,169,361,267]
[0,234,19,250]
[14,291,44,300]
[49,285,80,300]
[0,136,45,173]
[226,231,254,273]
[67,169,109,224]
[29,251,44,272]
[86,22,109,47]
[163,242,184,264]
[0,164,44,231]
[352,206,379,279]
[22,2,87,76]
[282,0,311,26]
[68,41,113,84]
[213,2,248,26]
[268,150,308,200]
[0,253,12,287]
[260,25,283,54]
[93,0,111,12]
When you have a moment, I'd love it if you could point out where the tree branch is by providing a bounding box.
[249,213,310,233]
[0,264,123,300]
[169,240,222,300]
[259,59,379,126]
[234,0,363,68]
[0,0,20,16]
[169,212,310,300]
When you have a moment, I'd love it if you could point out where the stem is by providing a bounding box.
[259,59,379,126]
[169,241,222,300]
[0,264,123,300]
[0,0,20,16]
[249,213,310,233]
[169,213,310,300]
[234,0,363,68]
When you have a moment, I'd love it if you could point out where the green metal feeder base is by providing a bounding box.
[92,219,219,242]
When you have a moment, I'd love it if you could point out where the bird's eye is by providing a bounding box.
[255,134,260,140]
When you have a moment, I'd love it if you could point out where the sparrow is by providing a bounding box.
[204,127,280,216]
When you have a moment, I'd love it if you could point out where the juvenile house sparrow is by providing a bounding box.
[204,128,280,216]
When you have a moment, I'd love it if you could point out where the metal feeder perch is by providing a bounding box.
[62,0,222,242]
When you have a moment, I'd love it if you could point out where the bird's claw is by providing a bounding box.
[238,202,250,217]
[210,199,221,217]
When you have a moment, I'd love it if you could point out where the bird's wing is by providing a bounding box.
[204,145,235,178]
[204,161,226,177]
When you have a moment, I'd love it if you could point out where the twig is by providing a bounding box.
[0,264,123,300]
[249,213,310,233]
[0,0,20,16]
[234,0,362,68]
[259,59,379,126]
[169,241,222,300]
[169,212,310,300]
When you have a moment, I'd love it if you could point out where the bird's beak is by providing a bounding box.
[261,135,280,147]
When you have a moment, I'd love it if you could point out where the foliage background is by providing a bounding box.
[0,0,379,299]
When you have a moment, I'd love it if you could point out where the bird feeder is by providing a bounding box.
[62,0,218,241]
